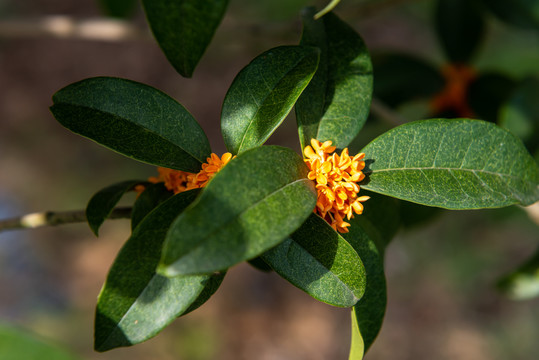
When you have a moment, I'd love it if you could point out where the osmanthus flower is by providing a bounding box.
[303,139,369,233]
[144,152,234,194]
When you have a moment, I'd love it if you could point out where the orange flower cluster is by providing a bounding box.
[304,139,369,233]
[146,152,234,194]
[430,64,476,117]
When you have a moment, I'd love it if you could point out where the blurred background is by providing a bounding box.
[0,0,538,359]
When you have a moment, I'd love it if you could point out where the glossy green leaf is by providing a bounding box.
[499,77,539,154]
[483,0,539,30]
[0,323,79,360]
[131,183,173,231]
[498,245,539,300]
[221,46,320,155]
[182,271,226,315]
[372,53,444,108]
[142,0,229,77]
[296,8,373,150]
[50,77,211,172]
[159,146,317,276]
[435,0,485,63]
[343,216,387,355]
[361,119,539,209]
[262,213,366,307]
[95,189,225,352]
[86,180,142,236]
[98,0,138,18]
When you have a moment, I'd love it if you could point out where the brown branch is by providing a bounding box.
[0,207,132,233]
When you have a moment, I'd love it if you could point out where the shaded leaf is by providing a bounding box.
[51,77,211,172]
[499,76,539,154]
[86,180,142,236]
[262,213,366,307]
[498,245,539,300]
[131,183,173,231]
[399,199,442,229]
[98,0,138,18]
[222,46,320,155]
[247,257,273,272]
[468,72,516,123]
[482,0,539,30]
[435,0,485,63]
[159,146,317,276]
[296,8,373,150]
[142,0,229,77]
[343,216,387,354]
[361,119,539,209]
[182,271,226,315]
[0,323,79,360]
[372,53,444,108]
[95,189,225,352]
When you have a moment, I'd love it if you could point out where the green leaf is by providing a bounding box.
[435,0,485,63]
[131,183,173,231]
[498,245,539,300]
[182,271,226,316]
[95,189,225,352]
[247,257,273,272]
[296,8,373,150]
[262,213,366,307]
[482,0,539,30]
[86,180,142,236]
[361,119,539,209]
[50,77,211,172]
[343,216,387,354]
[98,0,138,18]
[348,307,365,360]
[142,0,229,77]
[221,46,320,155]
[159,146,317,276]
[0,323,80,360]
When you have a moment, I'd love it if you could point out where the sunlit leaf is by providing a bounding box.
[262,213,366,307]
[51,77,211,172]
[95,190,227,351]
[86,180,142,236]
[296,8,372,150]
[361,119,539,209]
[142,0,229,77]
[159,146,317,275]
[222,46,319,155]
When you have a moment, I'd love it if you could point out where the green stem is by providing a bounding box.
[0,207,132,232]
[314,0,341,19]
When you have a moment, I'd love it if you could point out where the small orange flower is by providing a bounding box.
[145,152,234,195]
[304,139,369,233]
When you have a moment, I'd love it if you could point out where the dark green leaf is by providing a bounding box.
[86,180,142,236]
[142,0,229,77]
[499,76,539,154]
[159,146,317,276]
[98,0,138,18]
[0,323,79,360]
[247,257,273,272]
[355,190,401,252]
[51,77,211,172]
[95,189,222,352]
[361,119,539,209]
[372,53,444,108]
[498,245,539,300]
[482,0,539,30]
[296,8,373,150]
[468,72,516,123]
[262,213,366,307]
[343,216,387,354]
[435,0,485,63]
[221,46,320,155]
[131,183,173,231]
[399,200,442,229]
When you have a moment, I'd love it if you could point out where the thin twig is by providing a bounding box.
[0,15,151,41]
[0,207,132,233]
[370,97,407,126]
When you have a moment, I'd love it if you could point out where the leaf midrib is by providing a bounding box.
[168,178,313,270]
